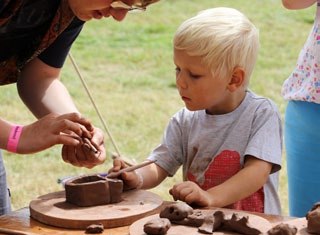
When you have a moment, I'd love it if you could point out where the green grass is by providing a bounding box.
[0,0,315,215]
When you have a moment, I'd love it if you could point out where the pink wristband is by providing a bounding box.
[7,125,23,153]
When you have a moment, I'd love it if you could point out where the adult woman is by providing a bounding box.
[0,0,134,215]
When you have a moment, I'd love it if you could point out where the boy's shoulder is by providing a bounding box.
[245,90,280,112]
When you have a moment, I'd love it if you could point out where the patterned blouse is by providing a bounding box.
[282,1,320,104]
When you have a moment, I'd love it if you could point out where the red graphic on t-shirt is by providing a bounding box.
[187,150,264,213]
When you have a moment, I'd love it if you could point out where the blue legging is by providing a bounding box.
[285,100,320,217]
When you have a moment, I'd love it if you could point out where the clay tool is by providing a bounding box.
[82,137,99,154]
[107,160,156,178]
[65,134,99,154]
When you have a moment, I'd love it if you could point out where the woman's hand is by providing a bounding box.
[18,112,91,152]
[15,112,106,168]
[61,126,106,168]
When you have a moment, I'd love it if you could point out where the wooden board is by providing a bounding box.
[129,209,272,235]
[29,190,163,229]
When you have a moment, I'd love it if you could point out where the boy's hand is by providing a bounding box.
[109,158,141,190]
[169,181,212,207]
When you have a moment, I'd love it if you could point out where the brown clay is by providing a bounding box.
[143,218,171,235]
[306,202,320,234]
[158,202,265,235]
[223,213,261,235]
[65,174,123,207]
[159,201,193,221]
[174,209,205,227]
[85,223,104,234]
[267,223,297,235]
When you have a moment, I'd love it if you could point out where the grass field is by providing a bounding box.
[1,0,315,215]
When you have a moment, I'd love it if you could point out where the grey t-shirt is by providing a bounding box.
[148,91,282,215]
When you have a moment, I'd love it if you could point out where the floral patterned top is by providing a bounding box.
[282,1,320,103]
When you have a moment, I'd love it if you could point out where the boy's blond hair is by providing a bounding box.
[174,7,259,86]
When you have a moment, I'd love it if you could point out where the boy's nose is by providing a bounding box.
[176,74,187,89]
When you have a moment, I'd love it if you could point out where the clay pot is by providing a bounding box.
[65,174,123,207]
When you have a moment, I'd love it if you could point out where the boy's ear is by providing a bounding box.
[227,67,245,92]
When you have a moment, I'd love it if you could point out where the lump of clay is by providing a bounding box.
[198,210,225,234]
[85,223,104,234]
[159,201,193,221]
[267,223,297,235]
[222,213,261,235]
[143,218,171,235]
[174,209,205,227]
[65,174,123,207]
[306,202,320,234]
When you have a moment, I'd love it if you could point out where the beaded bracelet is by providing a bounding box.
[7,125,23,153]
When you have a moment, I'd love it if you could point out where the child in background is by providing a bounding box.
[110,7,283,215]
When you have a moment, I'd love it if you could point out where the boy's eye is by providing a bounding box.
[189,72,201,79]
[175,67,181,74]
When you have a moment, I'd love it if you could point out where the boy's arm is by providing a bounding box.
[136,163,168,189]
[169,156,272,207]
[205,156,272,207]
[282,0,317,9]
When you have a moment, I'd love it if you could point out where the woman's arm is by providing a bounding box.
[17,58,105,168]
[282,0,317,10]
[17,58,79,118]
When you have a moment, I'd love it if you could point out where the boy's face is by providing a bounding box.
[174,49,234,115]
